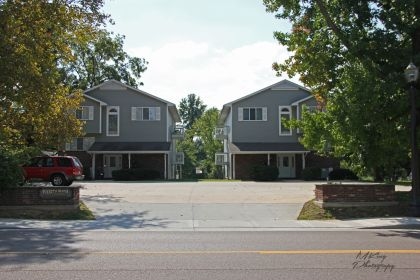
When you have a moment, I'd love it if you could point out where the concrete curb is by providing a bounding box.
[1,217,420,231]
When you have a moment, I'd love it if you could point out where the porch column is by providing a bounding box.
[92,153,96,180]
[302,153,306,170]
[128,153,131,169]
[232,154,236,179]
[267,154,270,166]
[164,153,167,179]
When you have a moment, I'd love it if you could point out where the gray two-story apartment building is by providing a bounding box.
[65,80,184,179]
[216,80,337,180]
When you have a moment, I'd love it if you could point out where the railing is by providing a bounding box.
[171,125,185,139]
[213,126,229,140]
[215,153,229,165]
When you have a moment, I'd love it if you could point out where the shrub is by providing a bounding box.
[251,165,279,181]
[0,149,25,188]
[301,167,322,181]
[112,168,161,181]
[328,168,359,181]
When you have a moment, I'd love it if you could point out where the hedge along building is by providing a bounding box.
[64,80,185,180]
[215,80,339,180]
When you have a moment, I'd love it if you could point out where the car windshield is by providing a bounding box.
[73,157,83,168]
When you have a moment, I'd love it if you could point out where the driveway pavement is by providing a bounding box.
[2,181,419,231]
[79,181,316,230]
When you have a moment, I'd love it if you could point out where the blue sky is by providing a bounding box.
[103,0,297,108]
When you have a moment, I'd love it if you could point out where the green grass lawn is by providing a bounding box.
[298,191,411,220]
[0,201,95,220]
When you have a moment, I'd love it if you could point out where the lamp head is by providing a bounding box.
[405,62,419,83]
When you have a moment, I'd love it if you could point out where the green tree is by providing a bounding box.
[264,0,418,180]
[0,0,108,151]
[183,108,223,178]
[63,30,148,89]
[177,128,200,179]
[194,108,223,178]
[179,94,207,130]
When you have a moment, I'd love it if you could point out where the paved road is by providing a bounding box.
[1,229,419,279]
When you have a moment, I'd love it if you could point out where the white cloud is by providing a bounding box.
[128,40,299,109]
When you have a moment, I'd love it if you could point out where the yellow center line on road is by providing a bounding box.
[2,249,420,255]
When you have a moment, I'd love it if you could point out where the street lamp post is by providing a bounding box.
[405,62,420,216]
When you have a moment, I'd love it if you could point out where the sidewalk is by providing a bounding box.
[1,216,420,231]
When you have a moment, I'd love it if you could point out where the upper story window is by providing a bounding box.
[279,106,292,136]
[76,106,94,120]
[238,107,267,121]
[131,107,161,121]
[107,106,119,136]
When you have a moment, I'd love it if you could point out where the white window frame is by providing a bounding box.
[65,137,95,151]
[131,107,161,121]
[238,107,267,121]
[107,106,120,136]
[279,106,292,136]
[76,106,94,120]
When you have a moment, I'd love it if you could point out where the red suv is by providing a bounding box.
[23,156,85,186]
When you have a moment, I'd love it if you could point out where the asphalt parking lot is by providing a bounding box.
[80,180,317,230]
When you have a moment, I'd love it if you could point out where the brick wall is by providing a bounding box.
[315,184,396,203]
[131,154,165,179]
[0,186,80,209]
[234,154,303,180]
[235,154,268,180]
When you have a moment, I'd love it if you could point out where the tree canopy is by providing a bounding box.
[63,30,148,90]
[0,0,110,151]
[0,0,147,154]
[264,0,419,179]
[178,108,223,179]
[178,94,207,130]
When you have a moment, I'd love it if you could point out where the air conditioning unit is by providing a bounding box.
[173,152,184,164]
[215,153,229,165]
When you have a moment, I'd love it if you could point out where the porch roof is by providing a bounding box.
[89,142,171,153]
[229,142,308,154]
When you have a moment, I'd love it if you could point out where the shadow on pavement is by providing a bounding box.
[0,229,84,266]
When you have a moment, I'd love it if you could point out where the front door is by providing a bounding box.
[104,155,122,178]
[278,155,295,178]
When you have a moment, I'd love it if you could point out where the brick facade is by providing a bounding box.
[131,154,165,179]
[234,154,267,180]
[0,186,80,211]
[234,153,304,180]
[315,184,396,207]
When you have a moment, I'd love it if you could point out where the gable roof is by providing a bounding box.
[291,95,315,106]
[218,80,312,125]
[84,80,181,122]
[82,93,108,105]
[223,79,311,106]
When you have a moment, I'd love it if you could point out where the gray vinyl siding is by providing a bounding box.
[80,98,101,134]
[299,98,318,111]
[86,87,168,142]
[232,88,311,143]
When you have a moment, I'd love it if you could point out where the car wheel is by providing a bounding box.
[51,174,67,186]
